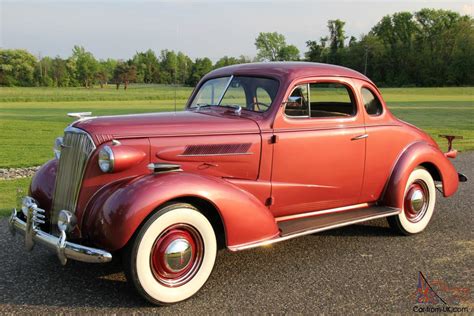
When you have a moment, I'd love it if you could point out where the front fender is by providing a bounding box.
[82,172,279,251]
[30,159,57,213]
[382,141,459,209]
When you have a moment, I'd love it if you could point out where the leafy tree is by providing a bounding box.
[305,37,329,63]
[448,17,474,85]
[255,32,300,61]
[176,52,193,84]
[327,19,347,64]
[71,46,99,88]
[113,61,137,90]
[328,20,347,51]
[0,49,37,86]
[35,56,54,87]
[98,59,117,88]
[50,57,70,87]
[160,50,178,84]
[133,49,160,84]
[214,56,240,69]
[371,12,418,85]
[96,59,116,88]
[278,45,300,61]
[303,10,473,87]
[214,55,251,69]
[413,9,466,85]
[187,57,212,86]
[2,9,474,88]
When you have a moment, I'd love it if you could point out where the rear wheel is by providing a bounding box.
[124,203,217,305]
[388,168,436,235]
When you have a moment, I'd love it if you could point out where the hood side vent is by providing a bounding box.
[94,134,114,145]
[181,143,252,156]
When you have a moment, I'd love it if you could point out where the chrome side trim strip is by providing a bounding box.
[275,203,370,222]
[148,163,183,173]
[228,208,401,252]
[177,152,253,157]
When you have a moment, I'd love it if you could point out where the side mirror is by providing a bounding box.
[284,96,304,108]
[287,96,301,103]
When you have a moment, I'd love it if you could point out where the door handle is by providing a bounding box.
[351,134,369,141]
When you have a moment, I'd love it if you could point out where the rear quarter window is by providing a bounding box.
[361,87,383,116]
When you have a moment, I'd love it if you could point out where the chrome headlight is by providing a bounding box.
[53,137,63,159]
[98,145,114,173]
[57,210,77,232]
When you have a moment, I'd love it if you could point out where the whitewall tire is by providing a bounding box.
[388,168,436,235]
[124,203,217,305]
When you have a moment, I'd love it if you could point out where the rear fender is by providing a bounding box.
[82,172,279,251]
[382,141,459,208]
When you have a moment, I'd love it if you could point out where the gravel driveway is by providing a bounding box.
[0,152,472,314]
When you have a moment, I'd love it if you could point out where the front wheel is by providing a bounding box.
[388,167,436,235]
[124,203,217,305]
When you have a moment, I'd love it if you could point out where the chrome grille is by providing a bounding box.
[51,127,95,229]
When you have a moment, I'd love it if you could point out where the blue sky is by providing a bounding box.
[1,0,472,61]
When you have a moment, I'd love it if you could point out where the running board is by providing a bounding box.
[228,205,400,251]
[278,205,399,237]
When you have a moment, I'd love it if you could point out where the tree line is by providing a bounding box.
[0,8,472,88]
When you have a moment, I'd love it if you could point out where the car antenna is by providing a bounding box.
[174,70,177,113]
[174,25,179,114]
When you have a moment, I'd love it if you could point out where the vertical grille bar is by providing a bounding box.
[51,127,95,231]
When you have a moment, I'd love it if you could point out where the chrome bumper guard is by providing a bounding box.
[9,206,112,265]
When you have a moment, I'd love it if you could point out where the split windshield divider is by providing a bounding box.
[217,75,234,105]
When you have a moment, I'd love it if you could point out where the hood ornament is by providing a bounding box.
[67,112,93,120]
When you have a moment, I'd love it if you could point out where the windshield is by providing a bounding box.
[189,76,279,113]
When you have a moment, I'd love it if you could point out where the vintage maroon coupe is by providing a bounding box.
[9,62,466,304]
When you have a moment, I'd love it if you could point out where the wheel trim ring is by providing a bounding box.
[404,180,429,223]
[150,224,204,287]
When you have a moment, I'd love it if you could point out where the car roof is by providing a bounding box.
[204,62,374,85]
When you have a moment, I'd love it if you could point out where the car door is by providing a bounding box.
[270,78,366,218]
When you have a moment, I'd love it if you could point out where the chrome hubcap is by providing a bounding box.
[150,224,204,287]
[404,180,429,223]
[410,189,425,213]
[164,238,193,272]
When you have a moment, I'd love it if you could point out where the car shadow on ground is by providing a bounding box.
[316,218,398,237]
[1,230,148,308]
[1,218,399,310]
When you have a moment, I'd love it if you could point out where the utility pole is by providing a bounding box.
[364,45,369,75]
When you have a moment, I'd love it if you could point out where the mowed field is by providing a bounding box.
[0,85,473,214]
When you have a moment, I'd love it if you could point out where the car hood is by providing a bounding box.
[73,110,260,145]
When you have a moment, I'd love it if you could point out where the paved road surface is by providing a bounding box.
[1,153,472,314]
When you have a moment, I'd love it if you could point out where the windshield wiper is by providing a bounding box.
[193,103,245,115]
[193,103,216,111]
[219,104,243,115]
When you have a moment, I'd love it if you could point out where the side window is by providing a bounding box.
[284,84,309,117]
[361,87,383,116]
[256,87,272,106]
[309,83,356,117]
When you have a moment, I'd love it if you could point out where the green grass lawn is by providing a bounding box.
[0,177,31,217]
[1,86,472,168]
[0,85,472,214]
[0,84,193,102]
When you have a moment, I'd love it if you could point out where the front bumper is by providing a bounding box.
[9,204,112,265]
